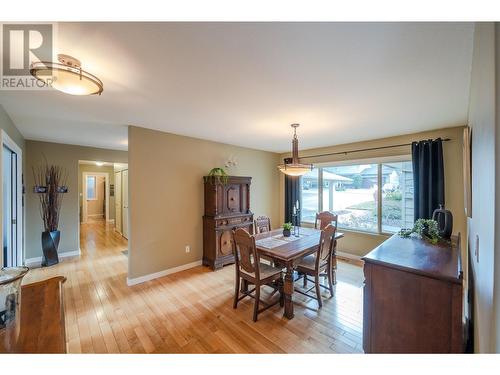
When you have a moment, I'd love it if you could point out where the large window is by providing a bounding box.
[301,168,319,223]
[381,162,414,232]
[300,160,414,234]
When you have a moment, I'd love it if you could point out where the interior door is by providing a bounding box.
[115,171,122,234]
[122,169,129,239]
[2,145,19,267]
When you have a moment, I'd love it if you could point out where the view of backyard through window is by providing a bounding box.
[301,161,414,233]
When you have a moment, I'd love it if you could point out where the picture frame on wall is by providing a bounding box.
[463,125,472,218]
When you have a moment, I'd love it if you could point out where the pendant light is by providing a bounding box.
[30,54,103,96]
[277,123,313,176]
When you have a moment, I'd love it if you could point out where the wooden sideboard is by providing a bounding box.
[362,235,463,353]
[15,276,66,353]
[203,176,253,270]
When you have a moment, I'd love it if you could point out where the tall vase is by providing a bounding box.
[41,230,60,267]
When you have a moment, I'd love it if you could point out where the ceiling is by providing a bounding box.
[0,22,474,153]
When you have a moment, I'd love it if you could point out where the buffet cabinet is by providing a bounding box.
[203,176,253,270]
[362,235,464,353]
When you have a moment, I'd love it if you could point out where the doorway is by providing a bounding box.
[1,130,23,267]
[82,171,110,223]
[78,161,129,260]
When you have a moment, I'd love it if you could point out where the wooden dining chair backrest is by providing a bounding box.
[316,224,337,268]
[315,211,338,230]
[254,216,271,234]
[233,228,259,278]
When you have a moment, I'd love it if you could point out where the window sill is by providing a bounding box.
[300,222,394,238]
[337,228,393,238]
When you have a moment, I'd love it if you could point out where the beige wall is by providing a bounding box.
[495,22,500,355]
[279,126,467,258]
[78,164,116,221]
[128,126,281,280]
[467,23,496,353]
[25,141,127,260]
[0,105,25,151]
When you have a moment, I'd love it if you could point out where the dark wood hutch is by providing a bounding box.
[202,176,253,270]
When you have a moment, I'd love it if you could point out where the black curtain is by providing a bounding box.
[412,138,445,221]
[284,158,302,224]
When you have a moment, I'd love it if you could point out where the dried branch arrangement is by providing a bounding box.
[33,161,68,232]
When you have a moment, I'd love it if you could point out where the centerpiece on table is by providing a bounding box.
[282,222,293,237]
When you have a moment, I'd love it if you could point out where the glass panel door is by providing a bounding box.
[3,145,18,267]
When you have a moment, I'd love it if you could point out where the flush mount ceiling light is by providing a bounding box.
[277,123,313,176]
[30,54,103,96]
[95,161,104,167]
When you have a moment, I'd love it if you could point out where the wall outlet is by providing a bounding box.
[185,245,191,253]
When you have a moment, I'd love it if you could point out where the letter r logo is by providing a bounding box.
[2,24,53,76]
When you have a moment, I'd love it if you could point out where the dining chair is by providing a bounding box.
[294,224,337,308]
[314,211,338,230]
[313,212,338,283]
[232,228,284,322]
[254,216,271,234]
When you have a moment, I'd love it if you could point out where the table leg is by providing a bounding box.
[283,264,294,319]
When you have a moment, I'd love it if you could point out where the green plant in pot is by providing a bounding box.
[398,219,448,245]
[282,222,293,237]
[33,162,68,267]
[204,167,229,185]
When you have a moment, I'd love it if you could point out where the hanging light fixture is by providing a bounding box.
[30,54,103,96]
[277,123,313,176]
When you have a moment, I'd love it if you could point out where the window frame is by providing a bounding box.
[300,155,413,236]
[86,175,98,201]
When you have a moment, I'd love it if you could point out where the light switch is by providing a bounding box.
[475,235,479,262]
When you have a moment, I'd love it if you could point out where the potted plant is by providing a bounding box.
[398,219,448,245]
[33,162,68,267]
[282,222,293,237]
[203,167,229,185]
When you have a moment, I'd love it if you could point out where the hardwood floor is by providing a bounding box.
[23,221,364,353]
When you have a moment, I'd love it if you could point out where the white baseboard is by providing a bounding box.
[337,251,362,262]
[25,249,81,267]
[127,260,202,286]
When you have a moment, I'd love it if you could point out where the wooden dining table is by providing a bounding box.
[254,227,344,320]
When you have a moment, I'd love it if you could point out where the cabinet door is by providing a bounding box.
[224,184,241,214]
[218,230,234,256]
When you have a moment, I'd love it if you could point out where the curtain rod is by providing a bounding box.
[299,138,451,160]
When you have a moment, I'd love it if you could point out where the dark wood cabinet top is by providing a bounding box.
[203,175,252,184]
[362,235,462,284]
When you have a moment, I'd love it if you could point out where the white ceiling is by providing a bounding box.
[0,22,474,153]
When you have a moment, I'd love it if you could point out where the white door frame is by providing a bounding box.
[0,129,23,266]
[122,169,129,239]
[82,171,109,223]
[114,170,122,235]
